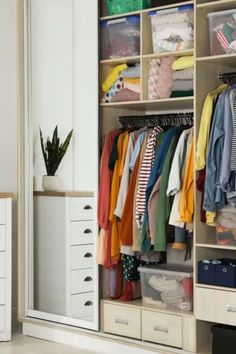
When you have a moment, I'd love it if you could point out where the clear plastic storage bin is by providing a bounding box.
[149,5,194,54]
[208,9,236,56]
[139,264,193,312]
[100,16,140,59]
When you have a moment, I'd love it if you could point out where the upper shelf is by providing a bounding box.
[196,53,236,67]
[197,0,236,12]
[100,0,194,21]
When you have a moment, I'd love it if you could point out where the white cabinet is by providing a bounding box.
[0,196,12,342]
[33,192,97,326]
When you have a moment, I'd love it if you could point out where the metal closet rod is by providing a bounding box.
[119,112,194,128]
[219,72,236,85]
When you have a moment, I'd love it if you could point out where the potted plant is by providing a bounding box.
[40,126,73,191]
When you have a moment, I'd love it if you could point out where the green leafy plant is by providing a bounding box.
[40,126,73,176]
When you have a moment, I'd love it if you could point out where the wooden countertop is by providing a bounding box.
[33,191,94,197]
[0,193,14,198]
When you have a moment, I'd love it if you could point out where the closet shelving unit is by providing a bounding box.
[99,0,236,353]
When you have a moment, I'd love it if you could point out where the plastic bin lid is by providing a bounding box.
[149,4,193,16]
[100,15,140,27]
[207,8,236,18]
[138,263,193,276]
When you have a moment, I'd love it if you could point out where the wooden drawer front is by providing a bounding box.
[196,287,236,326]
[0,200,5,225]
[0,305,5,332]
[70,198,94,221]
[0,252,6,278]
[71,268,94,294]
[70,221,94,245]
[103,303,141,339]
[70,245,94,270]
[0,226,6,251]
[142,310,182,348]
[0,279,5,305]
[70,292,94,318]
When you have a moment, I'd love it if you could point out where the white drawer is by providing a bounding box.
[142,310,182,348]
[0,279,5,305]
[0,226,6,251]
[70,221,94,245]
[70,292,94,318]
[0,200,5,225]
[0,305,5,332]
[0,252,6,278]
[196,287,236,326]
[70,198,94,221]
[70,268,94,294]
[103,303,141,339]
[70,245,94,270]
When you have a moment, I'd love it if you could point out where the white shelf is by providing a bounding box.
[100,97,194,110]
[196,243,236,251]
[143,49,194,59]
[196,53,236,66]
[100,55,140,65]
[100,0,194,21]
[196,283,236,293]
[197,0,236,12]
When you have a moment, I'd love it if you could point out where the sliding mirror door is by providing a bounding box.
[24,0,99,330]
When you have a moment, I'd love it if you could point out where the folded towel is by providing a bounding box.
[123,78,140,85]
[172,79,194,91]
[123,64,140,79]
[172,56,194,71]
[173,68,194,80]
[171,90,193,97]
[123,81,141,93]
[111,89,140,102]
[101,75,124,103]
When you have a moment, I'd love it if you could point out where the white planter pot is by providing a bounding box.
[42,175,59,191]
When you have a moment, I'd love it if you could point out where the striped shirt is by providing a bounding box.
[230,89,236,171]
[135,126,162,227]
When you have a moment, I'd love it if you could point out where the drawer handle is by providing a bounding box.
[84,276,93,282]
[84,205,92,210]
[84,229,92,234]
[84,301,93,307]
[227,305,236,313]
[115,319,128,326]
[154,325,169,333]
[84,253,93,258]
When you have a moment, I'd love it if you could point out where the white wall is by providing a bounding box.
[0,0,18,324]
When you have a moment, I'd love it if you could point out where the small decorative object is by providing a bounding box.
[40,126,73,191]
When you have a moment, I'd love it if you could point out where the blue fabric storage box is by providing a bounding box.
[215,260,236,288]
[198,261,216,285]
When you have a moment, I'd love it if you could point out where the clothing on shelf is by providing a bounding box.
[102,63,141,103]
[196,75,236,233]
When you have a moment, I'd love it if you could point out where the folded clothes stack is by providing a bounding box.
[101,63,140,103]
[171,55,194,97]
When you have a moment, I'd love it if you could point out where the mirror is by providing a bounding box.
[24,0,99,330]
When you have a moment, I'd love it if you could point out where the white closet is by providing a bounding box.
[0,194,12,342]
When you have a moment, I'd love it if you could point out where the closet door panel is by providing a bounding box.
[0,279,5,305]
[70,221,94,245]
[103,303,141,339]
[0,306,5,332]
[0,200,5,225]
[0,252,5,278]
[0,226,6,251]
[142,310,182,348]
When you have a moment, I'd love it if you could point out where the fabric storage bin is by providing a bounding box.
[149,5,194,54]
[100,16,140,59]
[105,0,151,16]
[208,9,236,56]
[198,261,216,285]
[215,259,236,288]
[139,264,193,312]
[211,325,236,354]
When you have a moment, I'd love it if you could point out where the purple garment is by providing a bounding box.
[108,267,118,298]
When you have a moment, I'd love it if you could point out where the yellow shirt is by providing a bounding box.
[123,78,141,84]
[172,56,194,71]
[196,84,228,171]
[102,64,128,93]
[179,141,194,223]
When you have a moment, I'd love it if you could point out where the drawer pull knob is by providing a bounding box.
[154,326,169,333]
[84,252,93,258]
[84,301,93,307]
[115,319,128,326]
[84,229,92,234]
[84,276,93,282]
[84,205,92,210]
[227,305,236,313]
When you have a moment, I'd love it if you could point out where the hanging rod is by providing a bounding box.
[119,112,194,128]
[219,72,236,85]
